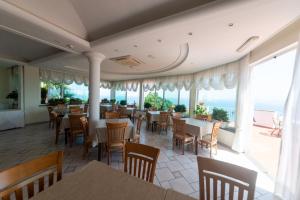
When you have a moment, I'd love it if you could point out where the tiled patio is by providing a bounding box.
[0,122,275,200]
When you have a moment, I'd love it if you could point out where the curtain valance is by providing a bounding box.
[112,80,140,92]
[39,68,112,89]
[142,74,194,92]
[194,61,239,90]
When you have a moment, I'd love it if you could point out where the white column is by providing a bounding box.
[84,51,105,134]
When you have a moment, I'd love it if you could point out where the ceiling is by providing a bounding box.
[0,0,300,81]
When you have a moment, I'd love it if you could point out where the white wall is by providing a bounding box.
[23,65,48,124]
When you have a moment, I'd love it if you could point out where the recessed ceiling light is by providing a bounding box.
[133,45,138,48]
[228,23,234,27]
[157,39,162,43]
[148,55,155,59]
[114,49,119,52]
[188,32,193,36]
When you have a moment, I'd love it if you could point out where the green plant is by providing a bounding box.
[194,104,209,115]
[212,108,229,122]
[119,100,127,106]
[110,99,116,104]
[48,98,65,106]
[174,104,186,113]
[144,102,152,109]
[41,88,48,104]
[6,90,18,101]
[101,98,110,103]
[144,92,173,110]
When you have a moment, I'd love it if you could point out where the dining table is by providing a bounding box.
[31,161,196,200]
[148,111,161,123]
[182,118,213,155]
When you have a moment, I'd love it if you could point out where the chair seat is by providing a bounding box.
[174,133,194,142]
[109,142,125,148]
[119,115,129,118]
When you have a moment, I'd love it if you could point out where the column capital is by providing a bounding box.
[84,51,106,62]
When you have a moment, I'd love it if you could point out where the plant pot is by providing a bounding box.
[195,114,209,120]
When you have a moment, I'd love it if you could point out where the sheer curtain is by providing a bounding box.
[275,38,300,200]
[232,54,254,152]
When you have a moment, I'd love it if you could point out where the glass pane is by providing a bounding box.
[197,88,237,128]
[179,88,190,114]
[164,89,178,109]
[127,85,140,106]
[144,89,164,110]
[0,66,21,110]
[100,88,111,101]
[115,90,126,103]
[64,83,88,102]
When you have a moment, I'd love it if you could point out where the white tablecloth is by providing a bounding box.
[183,118,213,138]
[148,111,160,123]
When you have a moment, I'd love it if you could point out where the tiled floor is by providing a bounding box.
[0,122,275,199]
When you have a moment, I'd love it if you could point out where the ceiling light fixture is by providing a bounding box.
[228,23,234,27]
[157,39,162,43]
[133,45,138,48]
[188,32,193,36]
[114,49,119,52]
[236,36,259,52]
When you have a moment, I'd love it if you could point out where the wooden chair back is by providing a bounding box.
[105,111,120,119]
[47,106,54,118]
[69,106,83,114]
[83,104,88,113]
[106,122,128,148]
[211,121,221,144]
[197,156,257,200]
[80,116,89,142]
[118,106,127,115]
[172,117,186,137]
[69,114,87,133]
[159,112,169,124]
[172,112,182,119]
[0,151,63,200]
[135,115,143,135]
[124,143,160,183]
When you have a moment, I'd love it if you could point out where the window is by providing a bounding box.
[144,89,164,110]
[115,90,126,103]
[100,88,111,101]
[197,88,237,129]
[164,89,178,105]
[179,88,190,114]
[40,81,64,104]
[127,85,140,106]
[64,83,88,101]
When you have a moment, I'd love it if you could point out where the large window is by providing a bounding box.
[164,89,178,105]
[64,83,88,101]
[115,90,126,103]
[100,88,111,101]
[127,85,140,106]
[197,88,237,128]
[179,88,190,112]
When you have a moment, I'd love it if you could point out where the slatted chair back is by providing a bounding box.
[105,111,120,119]
[210,121,222,145]
[124,143,160,183]
[47,106,53,118]
[0,151,63,200]
[172,118,186,137]
[69,114,87,133]
[172,112,182,119]
[135,115,143,135]
[69,106,82,114]
[159,112,169,124]
[197,156,257,200]
[80,116,89,141]
[106,122,127,148]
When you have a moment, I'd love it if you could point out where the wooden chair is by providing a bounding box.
[157,112,169,134]
[84,104,88,113]
[68,113,87,147]
[172,118,194,155]
[146,111,155,131]
[106,122,128,165]
[105,111,120,119]
[198,121,221,157]
[132,115,143,143]
[197,156,257,200]
[0,151,63,200]
[47,106,55,128]
[172,112,182,119]
[118,106,129,118]
[54,112,68,145]
[80,116,92,158]
[124,143,160,183]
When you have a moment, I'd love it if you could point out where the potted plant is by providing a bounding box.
[212,108,229,127]
[194,103,211,120]
[174,104,186,114]
[101,98,110,104]
[144,102,152,110]
[6,90,18,109]
[69,98,83,105]
[41,87,48,104]
[119,100,127,106]
[110,99,116,104]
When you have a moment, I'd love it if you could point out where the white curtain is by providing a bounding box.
[232,54,254,152]
[275,38,300,200]
[39,68,112,88]
[194,61,239,90]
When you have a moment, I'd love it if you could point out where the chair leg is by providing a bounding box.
[182,140,184,155]
[107,151,110,165]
